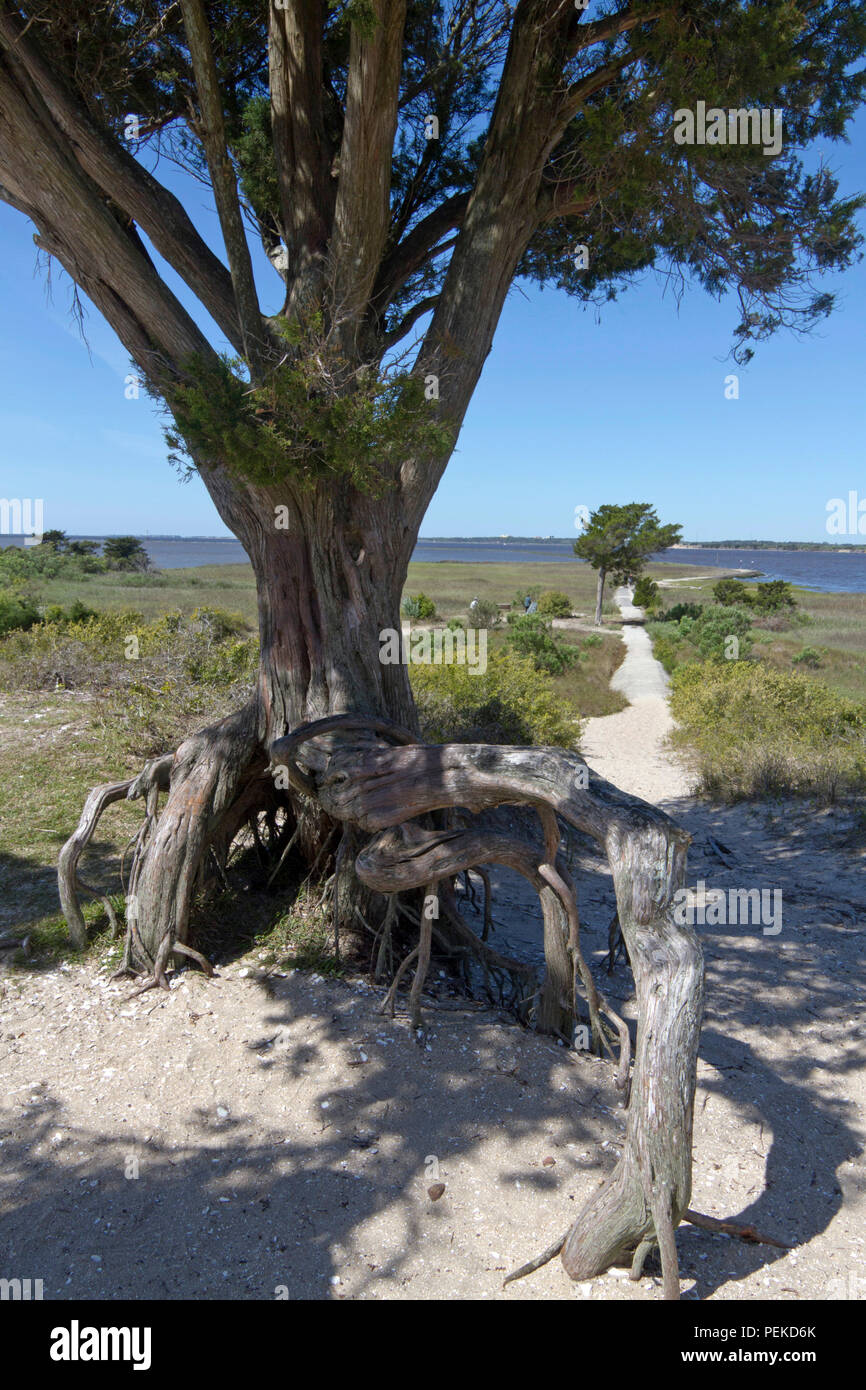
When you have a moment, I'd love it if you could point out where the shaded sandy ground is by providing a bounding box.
[1,615,865,1300]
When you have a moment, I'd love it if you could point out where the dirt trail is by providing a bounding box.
[580,586,692,802]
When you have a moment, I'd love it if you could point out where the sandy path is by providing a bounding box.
[580,587,693,802]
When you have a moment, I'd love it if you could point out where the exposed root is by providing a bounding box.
[683,1209,791,1249]
[408,879,436,1030]
[171,941,214,977]
[58,756,173,949]
[379,945,420,1018]
[123,933,173,999]
[504,1232,567,1286]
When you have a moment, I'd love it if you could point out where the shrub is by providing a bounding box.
[792,646,824,668]
[536,589,573,618]
[632,576,660,610]
[42,598,99,626]
[401,592,436,621]
[669,662,866,800]
[410,647,580,747]
[467,598,501,628]
[687,605,754,662]
[0,605,256,756]
[713,578,751,605]
[505,612,577,674]
[0,588,40,635]
[664,602,703,623]
[753,580,796,612]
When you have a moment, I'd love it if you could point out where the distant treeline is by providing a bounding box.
[673,541,866,552]
[419,536,866,552]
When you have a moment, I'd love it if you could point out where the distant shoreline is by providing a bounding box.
[1,535,863,553]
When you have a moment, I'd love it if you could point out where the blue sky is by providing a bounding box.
[1,111,864,543]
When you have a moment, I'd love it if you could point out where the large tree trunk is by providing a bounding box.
[129,475,417,968]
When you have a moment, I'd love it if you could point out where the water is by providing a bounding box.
[2,535,865,592]
[413,540,866,593]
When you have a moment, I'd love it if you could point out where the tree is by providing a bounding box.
[101,535,151,571]
[5,0,865,1299]
[67,539,101,558]
[574,503,681,624]
[39,529,68,551]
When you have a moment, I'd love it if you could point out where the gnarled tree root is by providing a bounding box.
[58,754,173,950]
[63,709,703,1300]
[271,727,704,1301]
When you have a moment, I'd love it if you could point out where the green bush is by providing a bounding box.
[0,589,40,635]
[505,612,577,674]
[410,647,580,747]
[686,605,754,662]
[467,598,501,627]
[536,589,572,618]
[664,602,703,623]
[713,578,751,605]
[401,592,436,621]
[753,580,796,612]
[669,662,866,800]
[632,576,660,610]
[792,646,824,668]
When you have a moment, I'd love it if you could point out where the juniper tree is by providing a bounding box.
[4,0,865,1297]
[574,502,681,623]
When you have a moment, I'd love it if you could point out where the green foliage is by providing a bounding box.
[0,589,40,636]
[753,580,797,612]
[713,578,751,605]
[166,348,454,496]
[649,604,754,666]
[42,599,98,625]
[632,576,660,610]
[410,647,580,748]
[536,589,573,618]
[665,601,703,622]
[467,598,501,628]
[40,529,68,551]
[505,612,577,675]
[0,542,104,582]
[573,503,682,579]
[684,605,754,662]
[102,536,150,571]
[713,578,797,613]
[401,591,436,621]
[669,661,866,800]
[792,646,824,668]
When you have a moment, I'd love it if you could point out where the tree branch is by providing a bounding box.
[0,3,245,358]
[0,48,218,392]
[330,0,407,344]
[268,0,334,308]
[373,192,470,317]
[179,0,269,373]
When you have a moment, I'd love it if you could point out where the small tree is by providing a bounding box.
[632,576,660,612]
[574,504,681,625]
[102,537,150,572]
[39,529,68,552]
